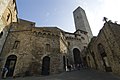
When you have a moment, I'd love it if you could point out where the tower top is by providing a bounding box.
[73,6,85,13]
[73,6,93,42]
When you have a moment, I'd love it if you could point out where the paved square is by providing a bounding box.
[2,69,120,80]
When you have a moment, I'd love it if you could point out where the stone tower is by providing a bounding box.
[73,6,93,42]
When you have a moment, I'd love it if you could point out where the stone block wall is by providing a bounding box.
[86,22,120,76]
[0,20,68,77]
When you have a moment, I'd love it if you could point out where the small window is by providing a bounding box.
[13,41,20,49]
[81,37,85,40]
[77,16,79,19]
[84,46,87,49]
[75,34,77,37]
[14,6,16,11]
[0,31,3,38]
[68,42,70,46]
[46,44,50,52]
[7,13,10,21]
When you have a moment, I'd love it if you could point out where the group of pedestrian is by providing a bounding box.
[66,63,88,72]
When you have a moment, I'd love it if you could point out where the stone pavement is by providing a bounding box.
[2,69,120,80]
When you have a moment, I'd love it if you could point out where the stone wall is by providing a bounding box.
[0,20,68,77]
[86,22,120,75]
[65,32,84,64]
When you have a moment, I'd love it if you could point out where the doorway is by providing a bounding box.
[41,56,50,75]
[2,55,17,78]
[73,48,82,67]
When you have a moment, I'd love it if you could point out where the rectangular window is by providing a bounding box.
[46,44,50,52]
[13,41,20,49]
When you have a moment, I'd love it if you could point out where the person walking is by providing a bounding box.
[2,67,8,79]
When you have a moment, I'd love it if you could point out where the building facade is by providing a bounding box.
[0,19,68,77]
[0,0,92,78]
[0,18,89,77]
[86,21,120,75]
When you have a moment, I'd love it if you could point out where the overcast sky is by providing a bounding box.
[16,0,120,36]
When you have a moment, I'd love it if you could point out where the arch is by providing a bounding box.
[97,43,112,72]
[43,33,46,35]
[48,33,51,35]
[38,32,42,35]
[73,48,82,67]
[33,31,37,36]
[41,56,50,75]
[2,55,17,78]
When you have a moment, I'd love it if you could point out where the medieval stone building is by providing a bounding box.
[0,0,92,78]
[86,21,120,75]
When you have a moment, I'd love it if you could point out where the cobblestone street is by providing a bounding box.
[2,69,120,80]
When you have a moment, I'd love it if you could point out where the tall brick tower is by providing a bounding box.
[73,6,93,42]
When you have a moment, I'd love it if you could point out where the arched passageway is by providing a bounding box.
[73,48,82,67]
[41,56,50,75]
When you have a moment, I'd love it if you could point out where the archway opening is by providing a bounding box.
[73,48,82,68]
[41,56,50,75]
[2,55,17,78]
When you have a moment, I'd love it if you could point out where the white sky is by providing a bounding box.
[79,0,120,36]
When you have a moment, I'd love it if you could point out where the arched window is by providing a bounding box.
[38,32,42,35]
[33,31,37,36]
